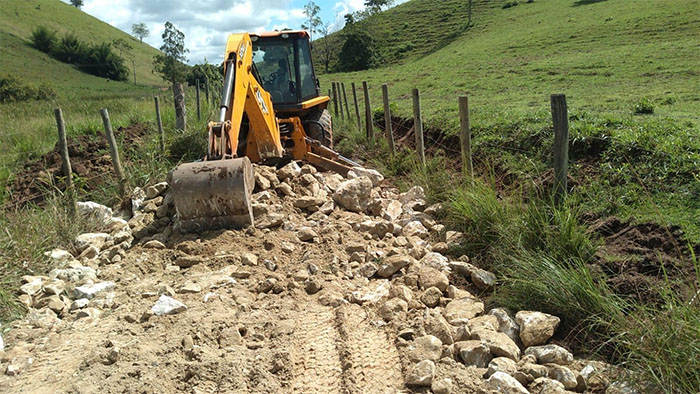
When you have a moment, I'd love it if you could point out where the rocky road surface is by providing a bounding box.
[0,162,619,393]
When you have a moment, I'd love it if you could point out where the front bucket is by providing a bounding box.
[170,157,255,232]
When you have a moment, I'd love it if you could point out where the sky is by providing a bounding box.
[61,0,408,64]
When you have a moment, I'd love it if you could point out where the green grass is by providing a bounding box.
[321,0,700,241]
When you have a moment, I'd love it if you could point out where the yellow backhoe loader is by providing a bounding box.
[170,30,359,231]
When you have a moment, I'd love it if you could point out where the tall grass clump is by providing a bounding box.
[618,257,700,393]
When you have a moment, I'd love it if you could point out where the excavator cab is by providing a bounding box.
[250,31,332,146]
[251,32,319,108]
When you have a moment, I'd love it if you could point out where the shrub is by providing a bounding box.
[0,75,56,103]
[337,31,380,72]
[186,63,222,87]
[81,42,129,81]
[53,33,87,64]
[30,26,56,53]
[634,97,654,114]
[502,1,519,9]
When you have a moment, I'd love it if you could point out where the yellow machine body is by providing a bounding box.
[170,31,357,231]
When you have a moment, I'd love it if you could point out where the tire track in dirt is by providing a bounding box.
[336,304,404,393]
[291,303,344,394]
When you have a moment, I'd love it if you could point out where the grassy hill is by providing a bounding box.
[322,0,700,239]
[0,0,164,93]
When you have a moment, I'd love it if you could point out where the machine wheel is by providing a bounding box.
[305,108,333,148]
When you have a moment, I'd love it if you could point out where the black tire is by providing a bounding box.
[305,108,333,148]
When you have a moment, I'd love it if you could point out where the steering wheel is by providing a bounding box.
[265,71,277,86]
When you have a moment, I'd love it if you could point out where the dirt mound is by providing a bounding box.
[5,124,148,209]
[593,216,696,303]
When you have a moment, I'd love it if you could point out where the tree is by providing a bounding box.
[364,0,395,14]
[153,22,189,131]
[301,1,322,41]
[111,38,132,57]
[316,22,340,73]
[344,13,355,25]
[70,0,83,8]
[337,30,379,71]
[132,23,149,42]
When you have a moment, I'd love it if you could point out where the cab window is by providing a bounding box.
[252,40,297,104]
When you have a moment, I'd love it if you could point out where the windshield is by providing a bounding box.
[252,36,317,104]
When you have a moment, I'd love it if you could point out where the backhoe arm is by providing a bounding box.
[210,33,283,162]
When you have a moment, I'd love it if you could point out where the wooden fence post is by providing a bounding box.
[332,82,339,116]
[196,79,201,121]
[412,88,426,165]
[382,84,396,154]
[551,93,569,203]
[154,97,165,154]
[362,81,374,145]
[205,76,210,105]
[54,108,76,214]
[99,108,128,198]
[341,83,351,120]
[337,82,345,122]
[351,82,362,130]
[458,96,474,182]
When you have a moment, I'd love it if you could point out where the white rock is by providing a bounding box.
[75,232,110,253]
[73,281,115,300]
[547,364,578,390]
[350,281,391,304]
[333,177,373,213]
[525,344,574,365]
[488,308,521,345]
[77,201,113,223]
[399,186,426,205]
[348,167,384,186]
[44,249,73,263]
[70,298,89,311]
[405,360,435,387]
[277,161,301,180]
[421,252,449,270]
[487,371,530,394]
[406,335,443,362]
[241,252,258,266]
[19,277,43,296]
[445,297,485,321]
[130,187,147,212]
[0,331,4,352]
[516,311,561,347]
[486,357,518,378]
[151,295,187,315]
[376,254,416,277]
[145,182,168,199]
[383,200,403,221]
[456,340,492,367]
[50,266,97,283]
[403,221,428,238]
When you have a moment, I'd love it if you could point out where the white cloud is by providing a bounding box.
[63,0,409,63]
[63,0,305,64]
